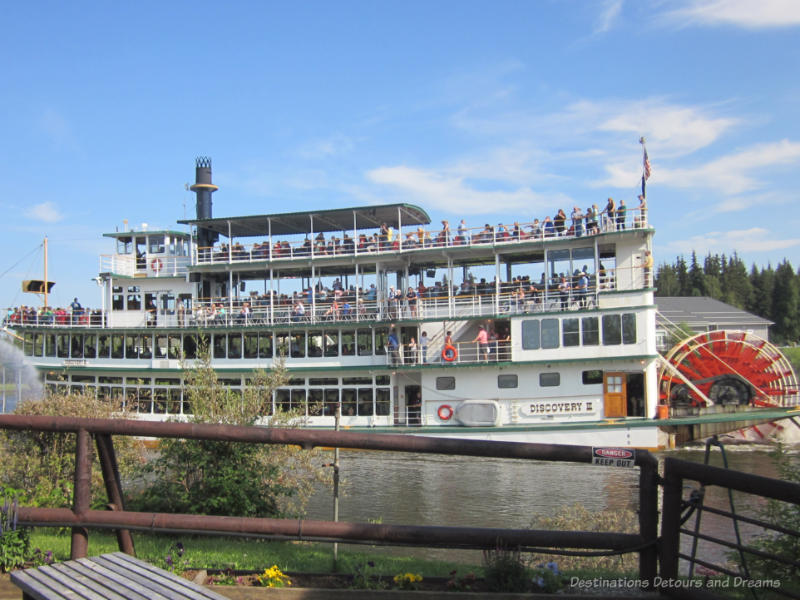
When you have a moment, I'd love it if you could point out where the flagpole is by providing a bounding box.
[639,136,649,199]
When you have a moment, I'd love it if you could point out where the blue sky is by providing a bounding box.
[2,0,800,310]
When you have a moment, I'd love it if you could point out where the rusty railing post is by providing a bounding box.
[96,433,136,555]
[659,457,682,580]
[71,428,91,559]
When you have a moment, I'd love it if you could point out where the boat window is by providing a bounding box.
[376,388,390,415]
[308,331,323,357]
[69,334,83,359]
[168,389,182,414]
[82,335,96,359]
[376,375,390,385]
[341,389,356,416]
[183,334,197,359]
[308,389,323,415]
[228,333,242,359]
[547,249,571,290]
[137,387,153,414]
[498,374,518,389]
[33,333,43,357]
[213,334,226,359]
[602,314,622,345]
[135,238,147,268]
[290,332,306,358]
[582,317,599,346]
[45,334,56,357]
[125,335,140,359]
[357,329,372,355]
[117,236,133,255]
[358,389,374,416]
[582,370,604,385]
[323,389,340,416]
[539,372,560,387]
[436,376,455,390]
[155,335,168,359]
[374,327,388,355]
[521,320,540,350]
[343,377,372,385]
[111,335,124,359]
[167,335,181,359]
[148,235,165,254]
[258,333,273,358]
[112,287,124,311]
[290,389,306,415]
[310,378,338,385]
[275,333,289,357]
[127,286,141,311]
[541,318,559,349]
[275,389,291,413]
[562,318,579,347]
[140,335,153,359]
[153,389,168,414]
[288,378,305,385]
[341,331,355,356]
[56,334,69,358]
[324,330,339,357]
[622,313,637,344]
[244,333,258,358]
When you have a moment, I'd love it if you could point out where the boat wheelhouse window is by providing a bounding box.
[244,333,258,358]
[148,235,165,254]
[376,387,390,415]
[541,318,559,349]
[521,320,540,350]
[622,313,637,344]
[436,376,455,390]
[310,378,338,386]
[111,335,124,359]
[498,374,518,389]
[57,334,69,358]
[357,328,372,355]
[582,370,604,385]
[582,317,599,346]
[376,375,391,385]
[117,236,133,255]
[112,287,124,310]
[341,331,355,356]
[562,318,580,347]
[127,286,141,310]
[343,376,372,385]
[228,333,242,359]
[324,330,339,357]
[374,327,388,355]
[258,333,273,358]
[45,334,56,357]
[72,333,84,358]
[290,332,306,358]
[539,372,560,387]
[183,334,197,359]
[83,334,97,359]
[602,314,622,345]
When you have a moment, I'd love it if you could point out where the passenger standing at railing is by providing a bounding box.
[554,209,567,236]
[603,197,615,231]
[438,220,451,246]
[543,216,554,238]
[643,250,654,287]
[417,226,426,247]
[530,218,542,238]
[588,204,600,234]
[572,206,584,237]
[457,219,468,244]
[406,286,418,317]
[635,195,647,228]
[616,199,627,230]
[406,337,418,363]
[420,331,428,363]
[576,271,589,308]
[388,326,400,365]
[558,276,571,311]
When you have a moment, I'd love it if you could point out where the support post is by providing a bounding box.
[637,456,658,586]
[71,428,91,559]
[95,433,136,555]
[659,458,683,580]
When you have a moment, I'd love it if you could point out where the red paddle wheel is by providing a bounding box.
[659,330,798,408]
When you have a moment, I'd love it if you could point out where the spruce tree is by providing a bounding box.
[771,261,800,343]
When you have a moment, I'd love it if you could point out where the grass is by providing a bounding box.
[29,529,482,577]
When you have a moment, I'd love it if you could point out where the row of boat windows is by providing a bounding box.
[521,313,637,349]
[435,369,603,390]
[45,374,392,417]
[21,328,392,360]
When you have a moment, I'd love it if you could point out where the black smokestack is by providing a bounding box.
[190,156,219,248]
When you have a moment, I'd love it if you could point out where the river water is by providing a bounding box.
[304,443,789,566]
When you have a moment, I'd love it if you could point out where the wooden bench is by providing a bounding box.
[11,552,229,600]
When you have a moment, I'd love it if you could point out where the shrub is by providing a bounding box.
[0,492,29,572]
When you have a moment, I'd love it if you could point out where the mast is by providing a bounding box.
[44,236,49,308]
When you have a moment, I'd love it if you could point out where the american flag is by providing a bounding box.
[643,148,652,180]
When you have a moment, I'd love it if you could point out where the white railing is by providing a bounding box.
[99,254,190,277]
[385,340,513,367]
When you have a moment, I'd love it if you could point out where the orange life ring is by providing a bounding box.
[151,258,163,272]
[442,344,458,362]
[437,404,454,421]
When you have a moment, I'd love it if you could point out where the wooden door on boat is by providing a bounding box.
[603,372,627,418]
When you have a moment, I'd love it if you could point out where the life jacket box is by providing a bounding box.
[455,401,500,427]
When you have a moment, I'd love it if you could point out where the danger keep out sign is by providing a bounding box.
[592,447,635,468]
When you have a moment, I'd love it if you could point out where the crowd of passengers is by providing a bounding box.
[5,300,105,327]
[203,196,647,259]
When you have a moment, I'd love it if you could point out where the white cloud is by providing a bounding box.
[366,165,565,215]
[661,0,800,28]
[595,0,624,34]
[666,228,800,255]
[26,202,63,223]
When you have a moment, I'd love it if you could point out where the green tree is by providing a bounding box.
[747,264,775,320]
[655,263,681,296]
[688,251,705,296]
[771,261,800,344]
[720,253,752,309]
[130,342,329,518]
